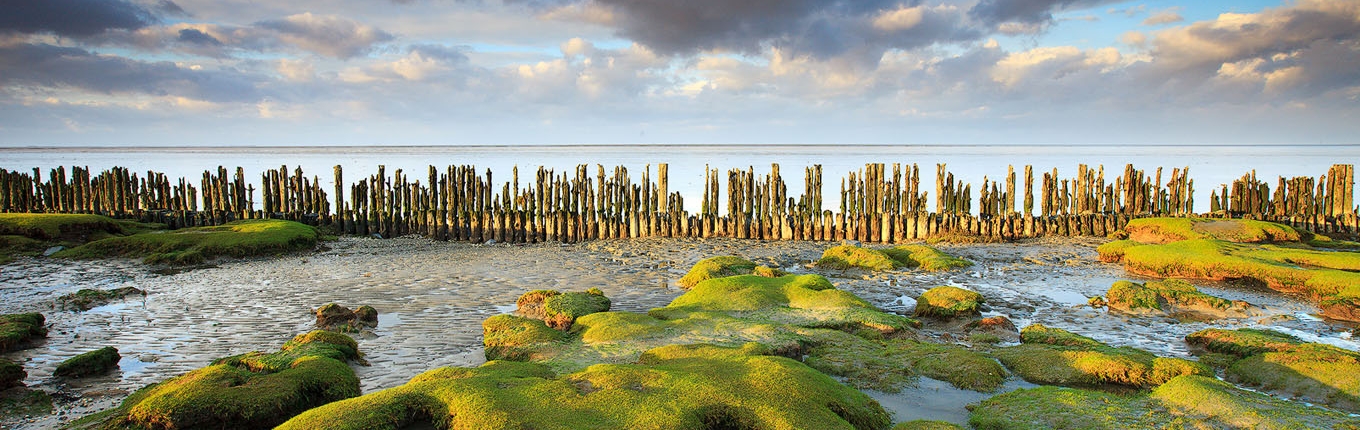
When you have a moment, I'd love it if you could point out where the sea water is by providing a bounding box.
[2,144,1357,213]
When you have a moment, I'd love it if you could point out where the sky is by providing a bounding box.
[0,0,1357,146]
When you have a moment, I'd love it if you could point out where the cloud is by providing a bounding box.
[0,43,262,102]
[1142,8,1183,26]
[0,0,171,37]
[253,13,393,59]
[969,0,1121,31]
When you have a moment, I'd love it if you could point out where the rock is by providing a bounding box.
[0,313,47,353]
[314,304,378,333]
[42,246,64,257]
[1106,279,1259,320]
[54,347,120,378]
[1087,296,1106,309]
[913,286,984,319]
[57,287,146,311]
[1,357,25,388]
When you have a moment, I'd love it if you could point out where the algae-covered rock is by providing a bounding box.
[0,313,46,352]
[804,330,1007,393]
[54,346,120,378]
[0,387,53,420]
[1099,218,1360,322]
[315,303,379,333]
[279,344,891,430]
[816,244,899,271]
[1186,327,1360,412]
[969,374,1360,430]
[678,255,759,288]
[514,289,612,330]
[80,330,362,429]
[995,324,1209,388]
[57,219,320,265]
[913,286,983,319]
[881,245,973,271]
[1105,279,1259,319]
[893,420,964,430]
[482,314,565,361]
[57,287,145,312]
[963,315,1019,343]
[0,358,23,389]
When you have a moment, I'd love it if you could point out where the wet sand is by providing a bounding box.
[2,236,1357,428]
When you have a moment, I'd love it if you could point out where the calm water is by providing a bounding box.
[2,144,1356,213]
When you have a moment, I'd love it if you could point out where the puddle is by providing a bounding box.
[865,377,1038,425]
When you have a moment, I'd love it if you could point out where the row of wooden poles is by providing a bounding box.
[1,163,1356,242]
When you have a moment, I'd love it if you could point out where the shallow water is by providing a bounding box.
[1,236,1357,428]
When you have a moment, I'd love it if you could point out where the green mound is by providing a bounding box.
[0,358,23,389]
[314,303,379,333]
[1186,328,1360,412]
[970,375,1360,429]
[995,324,1209,388]
[893,420,965,430]
[1104,279,1257,319]
[0,213,123,241]
[1120,217,1300,244]
[913,286,983,319]
[804,330,1007,393]
[54,346,120,379]
[881,245,973,271]
[58,287,146,312]
[57,219,320,265]
[482,314,566,361]
[816,244,899,271]
[279,344,891,430]
[0,313,46,352]
[1101,218,1360,322]
[542,291,612,330]
[0,388,53,420]
[678,255,760,289]
[77,330,362,429]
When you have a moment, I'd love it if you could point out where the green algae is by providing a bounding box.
[678,255,759,289]
[482,314,566,361]
[816,244,899,271]
[1186,328,1360,413]
[881,245,973,271]
[892,420,965,430]
[75,330,362,429]
[913,286,983,319]
[803,329,1007,393]
[1120,217,1300,244]
[0,213,124,241]
[54,347,120,379]
[542,290,612,330]
[0,358,23,389]
[279,344,891,430]
[995,324,1209,388]
[56,219,320,265]
[0,313,46,352]
[1104,279,1256,319]
[0,388,53,420]
[969,375,1360,430]
[58,287,145,312]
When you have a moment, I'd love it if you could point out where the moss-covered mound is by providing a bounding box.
[0,313,46,352]
[804,330,1007,393]
[0,213,124,242]
[279,344,891,430]
[678,255,762,288]
[58,287,146,312]
[57,219,320,265]
[913,286,984,319]
[995,324,1209,388]
[970,374,1360,429]
[893,420,964,430]
[1100,218,1360,322]
[1104,279,1258,319]
[514,289,612,330]
[78,330,362,429]
[0,358,23,389]
[816,244,899,271]
[483,314,565,361]
[1186,328,1360,412]
[881,245,973,271]
[1119,217,1301,244]
[315,303,379,333]
[0,388,53,420]
[54,346,121,379]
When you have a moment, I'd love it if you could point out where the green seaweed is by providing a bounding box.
[0,388,53,420]
[0,213,123,241]
[893,420,965,430]
[279,344,891,430]
[542,290,612,330]
[0,313,46,352]
[996,324,1209,388]
[56,219,320,265]
[803,330,1007,393]
[816,245,899,271]
[0,358,23,389]
[1104,279,1254,319]
[881,245,973,271]
[58,287,145,312]
[1188,328,1360,413]
[482,314,566,361]
[77,330,362,429]
[913,286,983,319]
[54,347,120,379]
[678,255,759,289]
[1185,328,1302,358]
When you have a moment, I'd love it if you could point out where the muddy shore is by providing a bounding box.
[2,236,1357,428]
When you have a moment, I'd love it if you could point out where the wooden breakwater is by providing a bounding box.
[1,163,1356,242]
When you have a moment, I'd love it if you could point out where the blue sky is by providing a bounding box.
[1,0,1357,146]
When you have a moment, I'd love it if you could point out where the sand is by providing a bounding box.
[2,236,1356,428]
